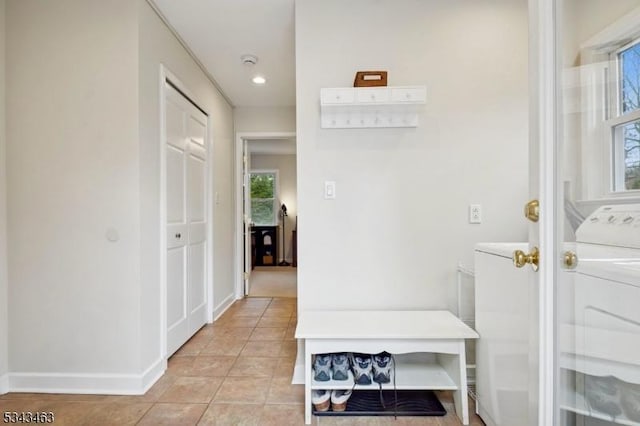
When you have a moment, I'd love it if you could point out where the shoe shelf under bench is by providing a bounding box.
[296,310,479,425]
[311,353,458,391]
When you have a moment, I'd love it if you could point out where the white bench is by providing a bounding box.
[295,310,479,425]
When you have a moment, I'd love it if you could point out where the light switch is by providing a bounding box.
[325,181,336,199]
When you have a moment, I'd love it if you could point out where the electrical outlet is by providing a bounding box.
[469,204,482,224]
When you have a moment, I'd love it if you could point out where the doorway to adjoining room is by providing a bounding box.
[238,135,297,299]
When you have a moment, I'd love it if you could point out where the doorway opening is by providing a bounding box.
[235,133,297,300]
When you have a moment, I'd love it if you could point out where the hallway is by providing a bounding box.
[248,267,297,298]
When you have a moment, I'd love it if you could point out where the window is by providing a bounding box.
[610,39,640,192]
[250,171,278,226]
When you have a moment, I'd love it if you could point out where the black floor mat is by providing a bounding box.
[313,390,446,417]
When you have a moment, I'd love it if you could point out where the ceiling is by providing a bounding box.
[151,0,296,108]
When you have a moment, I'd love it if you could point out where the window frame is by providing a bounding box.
[576,7,640,203]
[605,38,640,195]
[249,169,280,226]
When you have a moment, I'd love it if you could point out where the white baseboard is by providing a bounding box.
[8,358,166,395]
[0,373,9,394]
[140,357,166,393]
[213,292,236,321]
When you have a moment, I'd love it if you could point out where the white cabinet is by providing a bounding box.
[320,86,426,129]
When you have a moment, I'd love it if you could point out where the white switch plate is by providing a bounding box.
[324,181,336,199]
[469,204,482,224]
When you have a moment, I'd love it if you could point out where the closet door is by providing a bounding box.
[165,82,208,356]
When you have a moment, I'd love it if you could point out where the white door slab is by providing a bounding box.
[165,82,209,356]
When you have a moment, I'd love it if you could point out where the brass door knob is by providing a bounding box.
[513,247,540,271]
[524,200,539,223]
[563,251,578,269]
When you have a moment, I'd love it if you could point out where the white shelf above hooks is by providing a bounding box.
[320,86,426,129]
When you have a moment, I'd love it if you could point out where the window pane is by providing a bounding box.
[621,120,640,190]
[250,174,275,198]
[252,199,275,225]
[620,42,640,114]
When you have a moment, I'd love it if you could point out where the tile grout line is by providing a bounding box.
[133,402,155,426]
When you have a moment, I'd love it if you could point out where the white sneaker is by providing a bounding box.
[372,351,393,384]
[312,389,330,412]
[350,352,373,385]
[330,389,352,412]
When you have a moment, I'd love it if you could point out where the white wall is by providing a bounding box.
[250,153,297,262]
[562,0,640,203]
[0,0,8,392]
[137,0,235,369]
[249,138,296,155]
[295,0,529,311]
[6,0,141,380]
[3,0,235,393]
[565,0,640,65]
[234,106,296,133]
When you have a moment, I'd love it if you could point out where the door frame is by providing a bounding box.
[159,65,215,359]
[529,0,557,424]
[234,132,296,299]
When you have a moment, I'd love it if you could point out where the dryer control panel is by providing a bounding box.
[576,204,640,248]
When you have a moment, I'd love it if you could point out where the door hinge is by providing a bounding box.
[243,272,249,280]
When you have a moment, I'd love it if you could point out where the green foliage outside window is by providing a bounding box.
[251,173,276,225]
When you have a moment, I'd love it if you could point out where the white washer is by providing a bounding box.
[474,242,530,426]
[560,204,640,425]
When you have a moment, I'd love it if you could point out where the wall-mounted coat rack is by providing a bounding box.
[320,86,426,129]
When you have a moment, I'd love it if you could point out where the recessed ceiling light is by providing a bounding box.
[252,76,266,85]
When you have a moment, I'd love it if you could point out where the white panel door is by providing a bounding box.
[186,113,208,338]
[165,82,208,356]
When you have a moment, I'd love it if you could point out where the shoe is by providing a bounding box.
[331,353,349,381]
[331,389,352,412]
[312,390,330,412]
[372,351,393,384]
[313,354,332,382]
[350,353,373,385]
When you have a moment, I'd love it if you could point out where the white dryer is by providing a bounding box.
[560,204,640,425]
[474,242,530,426]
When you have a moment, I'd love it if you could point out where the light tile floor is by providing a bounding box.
[0,297,485,425]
